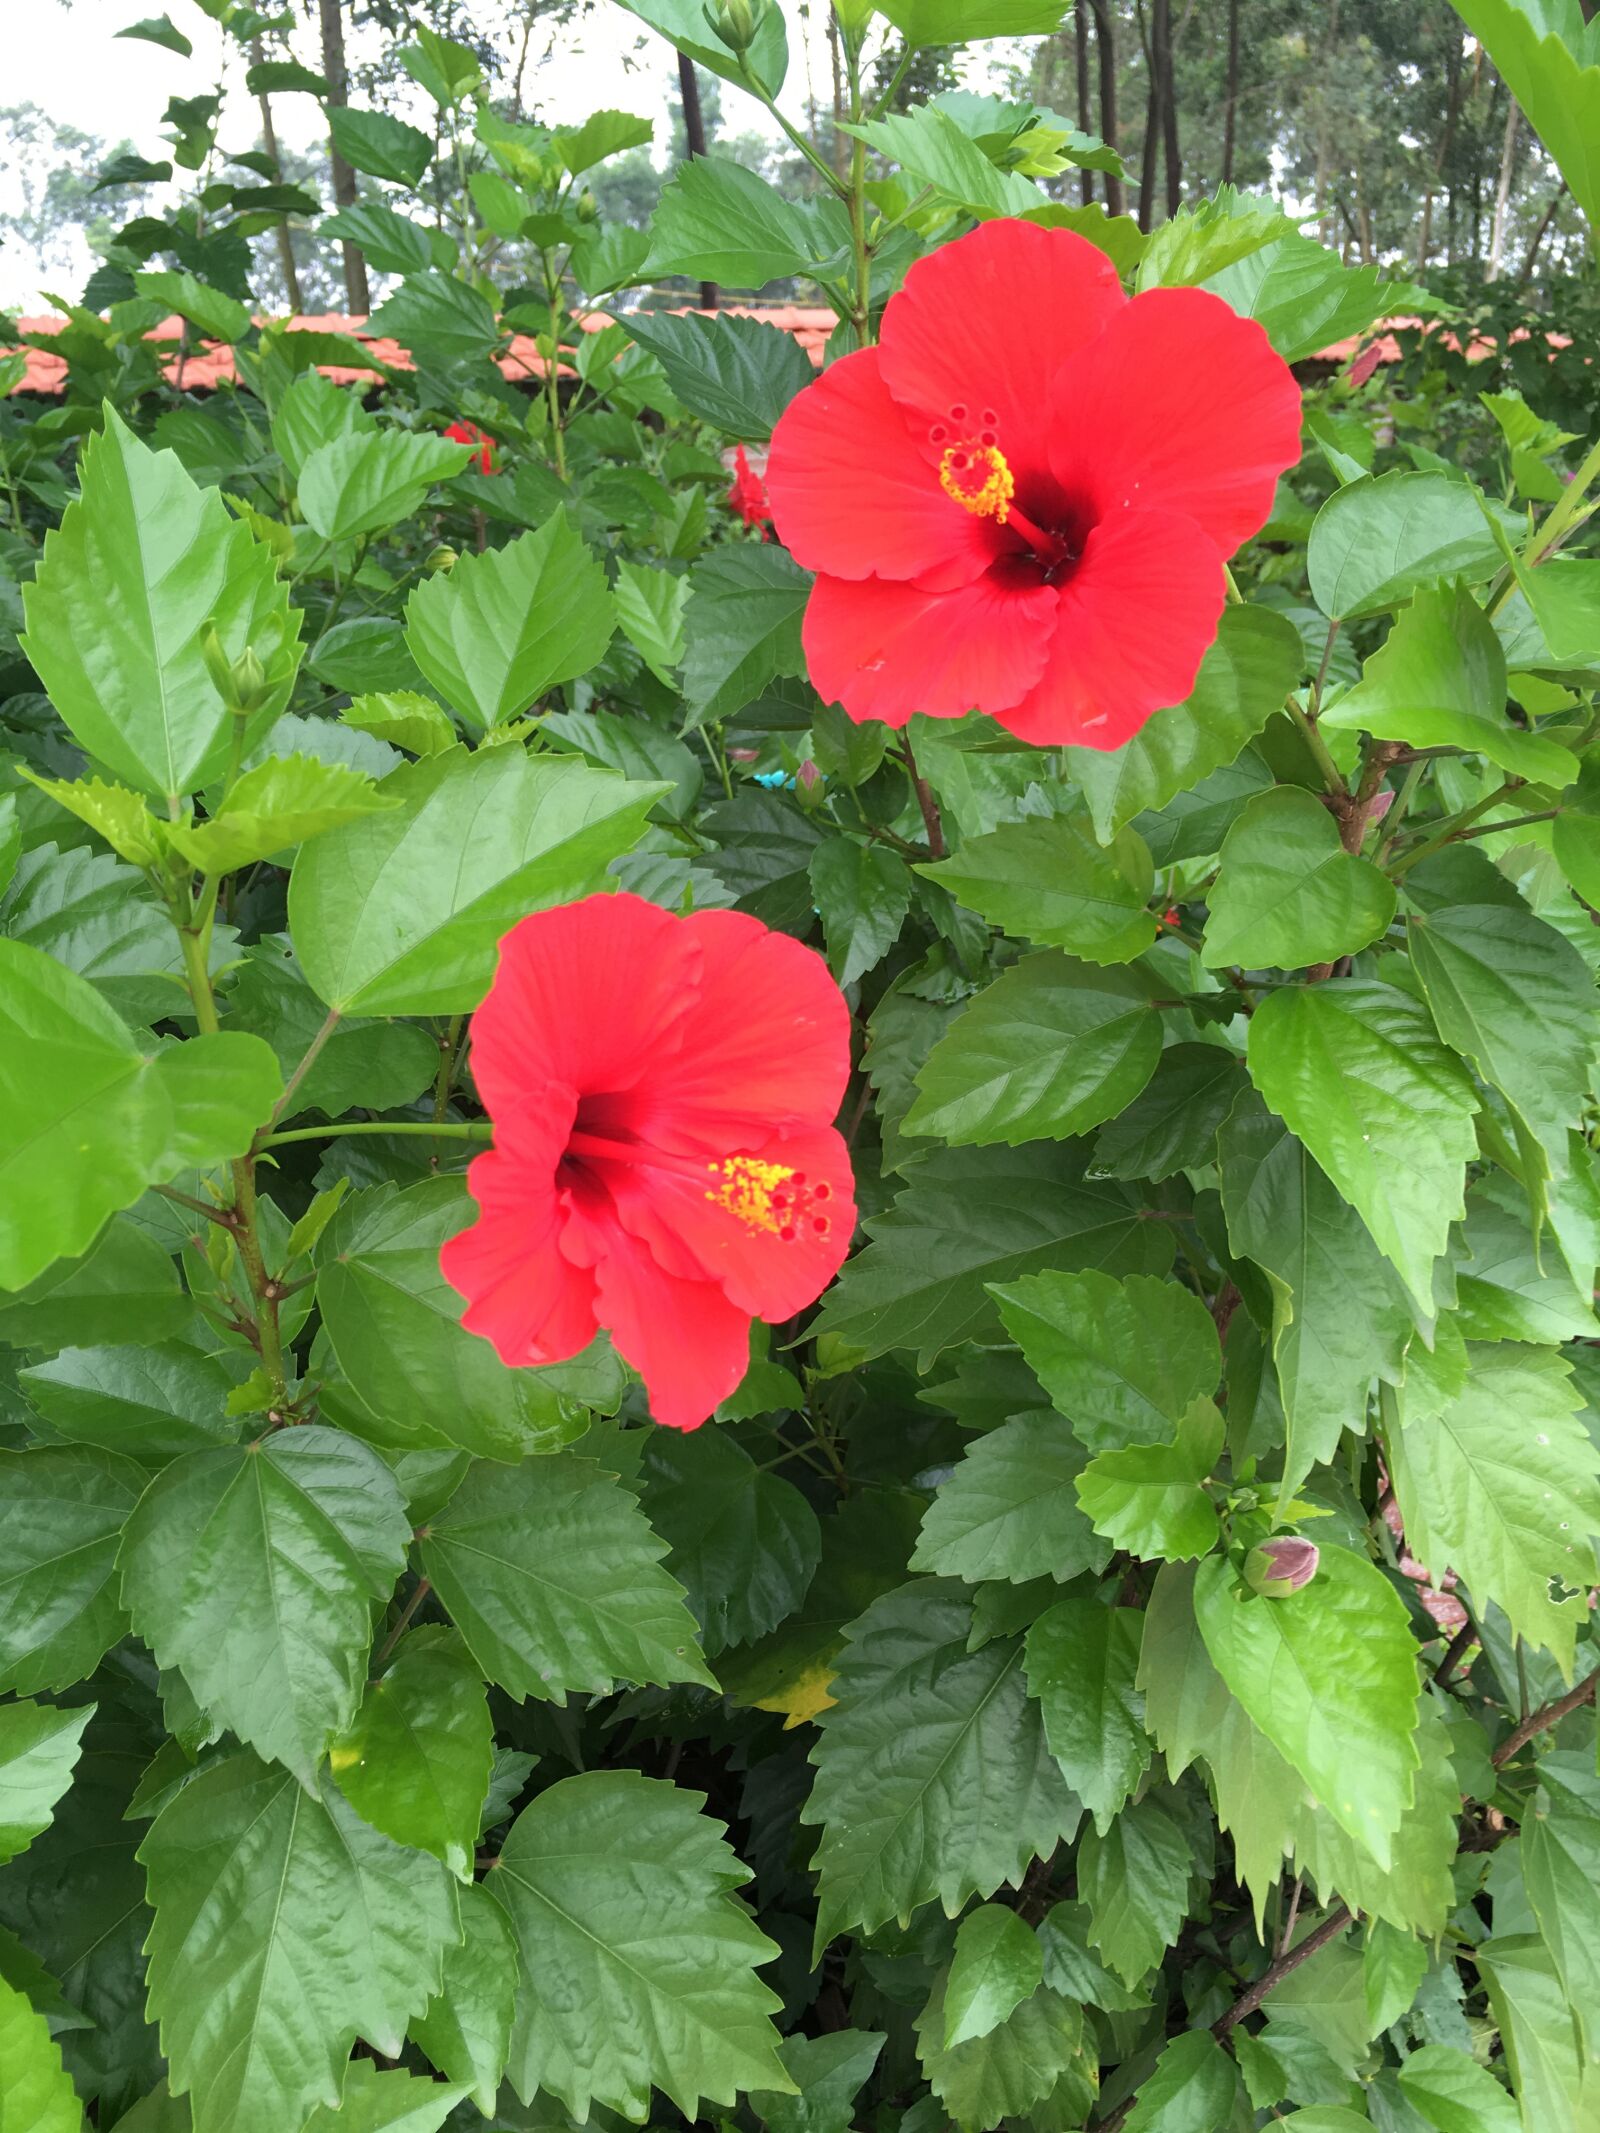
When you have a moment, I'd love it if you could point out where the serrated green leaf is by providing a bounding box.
[618,310,813,440]
[330,1627,491,1880]
[303,2059,467,2133]
[420,1452,712,1701]
[166,756,398,875]
[133,270,247,343]
[368,271,501,366]
[1477,1932,1589,2133]
[0,1445,144,1695]
[489,1770,789,2119]
[682,545,810,725]
[1077,1794,1193,1985]
[810,839,913,988]
[0,1971,83,2132]
[18,1345,235,1460]
[0,1216,186,1350]
[1194,1547,1421,1869]
[119,1427,411,1788]
[942,1905,1043,2049]
[224,943,436,1124]
[1363,1920,1428,2035]
[1203,786,1395,970]
[1025,1601,1149,1832]
[289,748,663,1016]
[298,430,472,544]
[916,1975,1082,2133]
[1519,1752,1600,2068]
[0,1703,92,1867]
[410,1880,515,2116]
[20,407,299,806]
[612,0,787,94]
[910,1413,1110,1587]
[1398,2042,1520,2133]
[876,0,1067,38]
[327,106,434,185]
[850,107,1037,217]
[1207,233,1436,364]
[921,813,1157,965]
[405,517,614,732]
[1090,1043,1244,1182]
[612,561,688,684]
[804,1581,1080,1948]
[1123,2029,1241,2132]
[645,158,823,288]
[1246,979,1480,1313]
[1075,1399,1223,1561]
[342,692,458,759]
[1307,474,1505,622]
[140,1751,459,2133]
[751,2031,885,2133]
[16,773,165,870]
[640,1430,820,1656]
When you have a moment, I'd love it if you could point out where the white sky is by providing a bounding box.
[0,0,964,309]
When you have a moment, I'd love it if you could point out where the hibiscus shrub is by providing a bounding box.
[4,2,1600,2130]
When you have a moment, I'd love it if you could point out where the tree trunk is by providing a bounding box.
[1156,0,1181,217]
[1220,0,1239,185]
[1074,2,1094,205]
[251,37,302,315]
[317,0,368,314]
[1088,0,1124,216]
[1136,0,1160,230]
[676,55,719,311]
[1518,180,1567,284]
[1314,0,1341,247]
[1487,94,1521,280]
[1416,32,1464,276]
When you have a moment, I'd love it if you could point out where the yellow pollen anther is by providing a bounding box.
[705,1157,831,1243]
[939,440,1014,522]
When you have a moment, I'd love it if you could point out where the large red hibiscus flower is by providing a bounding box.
[765,219,1303,749]
[441,893,855,1431]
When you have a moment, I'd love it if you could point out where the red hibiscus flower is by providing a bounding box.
[764,219,1303,749]
[726,444,773,534]
[444,418,498,474]
[441,893,856,1431]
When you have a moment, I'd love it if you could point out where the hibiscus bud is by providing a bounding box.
[796,758,823,800]
[201,626,271,716]
[709,0,763,50]
[1244,1535,1320,1597]
[576,188,599,224]
[425,545,459,574]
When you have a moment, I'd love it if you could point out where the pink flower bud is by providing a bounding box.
[796,759,823,797]
[1244,1535,1320,1597]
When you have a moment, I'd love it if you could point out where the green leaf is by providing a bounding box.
[20,406,300,805]
[119,1427,411,1788]
[1217,1091,1412,1505]
[555,108,653,173]
[876,0,1068,39]
[140,1751,459,2133]
[0,1445,141,1695]
[165,756,398,875]
[330,1626,491,1881]
[1406,849,1599,1184]
[1124,2030,1241,2132]
[0,1215,186,1350]
[618,310,813,440]
[1064,606,1303,842]
[120,11,192,52]
[640,1430,821,1656]
[366,272,501,367]
[644,158,824,288]
[910,1413,1110,1586]
[0,1703,92,1866]
[804,1580,1079,1947]
[327,106,434,185]
[1322,586,1577,785]
[244,57,330,94]
[1363,1920,1428,2034]
[922,813,1157,965]
[815,1143,1172,1367]
[16,773,164,870]
[1519,1753,1600,2066]
[132,269,247,343]
[1398,2042,1520,2133]
[1207,234,1435,364]
[0,1972,83,2133]
[420,1451,712,1701]
[849,107,1037,217]
[404,517,614,731]
[298,430,472,545]
[612,562,688,685]
[319,204,449,278]
[1388,1343,1600,1672]
[1452,0,1600,243]
[1245,979,1480,1313]
[993,1268,1221,1453]
[1454,1177,1600,1342]
[289,748,663,1016]
[0,841,209,1028]
[400,24,482,106]
[942,1905,1044,2049]
[916,1976,1083,2133]
[1203,787,1395,970]
[1194,1547,1421,1869]
[1307,473,1506,622]
[1077,1794,1194,1984]
[17,1345,235,1461]
[1025,1600,1149,1831]
[810,840,913,988]
[489,1770,789,2119]
[751,2031,885,2133]
[342,693,458,759]
[907,955,1159,1147]
[1090,1043,1243,1182]
[1477,1932,1589,2132]
[1268,1932,1372,2075]
[1076,1400,1223,1562]
[410,1881,515,2116]
[682,546,810,725]
[315,1176,617,1461]
[303,2059,466,2133]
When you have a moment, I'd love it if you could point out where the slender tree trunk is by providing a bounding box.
[251,37,302,314]
[1221,0,1239,185]
[1074,2,1094,204]
[1519,180,1567,284]
[1156,0,1181,216]
[317,0,368,314]
[1314,0,1341,246]
[1088,0,1124,215]
[1416,33,1464,276]
[1136,0,1160,230]
[828,13,849,180]
[1487,95,1521,280]
[677,55,718,311]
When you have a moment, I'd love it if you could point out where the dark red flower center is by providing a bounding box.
[931,403,1093,584]
[563,1122,833,1244]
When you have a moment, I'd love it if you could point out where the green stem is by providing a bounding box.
[846,43,872,345]
[739,67,851,198]
[258,1119,494,1151]
[1286,698,1349,799]
[433,1016,467,1123]
[1526,430,1600,566]
[869,42,914,118]
[269,1008,342,1127]
[1375,757,1427,865]
[1388,779,1523,878]
[373,1575,432,1672]
[541,252,568,479]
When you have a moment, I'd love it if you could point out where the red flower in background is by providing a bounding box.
[726,444,773,534]
[765,219,1303,749]
[441,894,855,1431]
[444,419,498,474]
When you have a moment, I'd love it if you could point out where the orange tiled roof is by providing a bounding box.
[2,304,838,398]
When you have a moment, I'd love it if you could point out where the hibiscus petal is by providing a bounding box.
[877,220,1126,460]
[442,1089,601,1367]
[466,893,699,1117]
[766,347,998,585]
[1048,286,1303,557]
[591,1232,754,1431]
[802,566,1058,727]
[997,507,1227,748]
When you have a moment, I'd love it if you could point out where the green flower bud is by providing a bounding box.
[708,0,762,51]
[576,188,600,224]
[199,625,272,716]
[425,545,460,574]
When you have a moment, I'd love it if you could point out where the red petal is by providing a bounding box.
[441,1090,601,1367]
[803,566,1058,727]
[766,347,998,585]
[877,220,1126,458]
[997,509,1226,748]
[592,1232,754,1431]
[1048,287,1303,557]
[466,893,698,1120]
